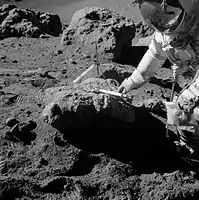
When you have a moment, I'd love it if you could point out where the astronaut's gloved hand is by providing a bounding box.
[118,77,135,94]
[118,69,145,94]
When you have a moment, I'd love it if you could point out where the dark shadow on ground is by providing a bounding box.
[150,77,182,93]
[114,45,172,71]
[56,44,188,174]
[62,106,187,175]
[114,45,148,66]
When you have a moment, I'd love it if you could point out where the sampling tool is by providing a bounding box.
[165,64,178,138]
[73,39,129,99]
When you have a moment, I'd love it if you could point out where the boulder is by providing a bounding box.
[60,7,136,61]
[0,4,62,39]
[42,78,135,133]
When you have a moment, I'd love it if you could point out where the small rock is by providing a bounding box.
[1,55,6,59]
[26,110,32,115]
[39,70,49,78]
[37,163,42,168]
[6,117,19,128]
[39,70,57,79]
[31,78,45,87]
[39,158,48,166]
[56,49,63,55]
[18,120,37,132]
[6,95,19,105]
[54,134,68,147]
[37,103,42,107]
[83,54,91,59]
[13,60,18,63]
[68,58,77,65]
[7,150,13,158]
[8,121,37,144]
[47,72,59,79]
[62,69,67,74]
[27,120,37,130]
[62,23,68,31]
[39,34,50,39]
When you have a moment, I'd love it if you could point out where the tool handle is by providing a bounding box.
[73,64,96,84]
[98,89,127,98]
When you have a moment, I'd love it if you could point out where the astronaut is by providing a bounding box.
[118,0,199,167]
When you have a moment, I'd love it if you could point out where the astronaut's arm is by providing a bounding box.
[136,49,166,81]
[118,36,167,93]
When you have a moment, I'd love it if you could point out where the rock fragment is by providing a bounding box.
[5,120,37,144]
[38,158,48,167]
[5,117,19,128]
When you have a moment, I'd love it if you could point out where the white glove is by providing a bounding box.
[118,76,135,94]
[118,69,145,94]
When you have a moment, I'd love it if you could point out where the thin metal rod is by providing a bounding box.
[166,65,178,138]
[95,40,100,77]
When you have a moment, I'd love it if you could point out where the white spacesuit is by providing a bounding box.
[118,0,199,165]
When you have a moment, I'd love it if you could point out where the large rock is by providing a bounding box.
[42,78,135,133]
[60,7,136,62]
[0,4,62,39]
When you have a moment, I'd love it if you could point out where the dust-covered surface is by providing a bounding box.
[1,3,199,200]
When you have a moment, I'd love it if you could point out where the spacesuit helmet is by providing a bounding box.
[136,0,199,34]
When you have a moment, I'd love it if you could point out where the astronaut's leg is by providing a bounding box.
[176,123,199,173]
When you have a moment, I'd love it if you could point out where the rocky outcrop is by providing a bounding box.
[42,78,135,133]
[60,7,153,65]
[60,7,136,62]
[0,4,62,39]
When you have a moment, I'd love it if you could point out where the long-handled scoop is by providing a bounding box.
[97,89,127,98]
